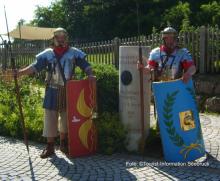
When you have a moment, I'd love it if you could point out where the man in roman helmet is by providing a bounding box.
[16,27,95,158]
[138,26,196,82]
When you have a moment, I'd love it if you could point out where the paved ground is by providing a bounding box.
[0,113,220,181]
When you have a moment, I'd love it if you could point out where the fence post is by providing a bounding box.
[2,41,8,70]
[113,37,120,69]
[3,41,9,69]
[199,26,207,74]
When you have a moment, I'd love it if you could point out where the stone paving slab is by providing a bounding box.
[0,113,220,180]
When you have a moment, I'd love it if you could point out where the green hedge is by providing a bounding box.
[94,112,127,155]
[75,63,119,114]
[0,64,126,154]
[0,78,44,142]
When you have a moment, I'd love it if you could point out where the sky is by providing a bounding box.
[0,0,54,38]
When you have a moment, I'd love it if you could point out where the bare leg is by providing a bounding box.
[60,132,68,154]
[40,109,58,158]
[60,132,67,140]
[47,137,55,143]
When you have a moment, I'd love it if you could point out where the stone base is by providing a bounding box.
[194,74,220,95]
[196,95,220,113]
[193,74,220,113]
[205,97,220,113]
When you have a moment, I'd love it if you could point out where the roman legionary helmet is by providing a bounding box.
[161,27,177,39]
[53,27,68,37]
[53,27,68,46]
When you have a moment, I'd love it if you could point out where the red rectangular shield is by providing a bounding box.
[66,79,97,157]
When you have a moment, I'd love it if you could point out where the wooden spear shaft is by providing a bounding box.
[136,1,145,155]
[139,46,145,155]
[4,6,29,152]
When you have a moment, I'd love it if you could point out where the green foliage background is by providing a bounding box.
[75,63,119,113]
[0,78,44,142]
[94,112,128,155]
[0,64,126,154]
[29,0,220,41]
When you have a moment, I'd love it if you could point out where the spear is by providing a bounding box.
[136,1,145,156]
[4,6,29,153]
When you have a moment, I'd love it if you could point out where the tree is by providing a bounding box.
[31,0,67,28]
[162,1,191,31]
[198,1,220,26]
[30,0,220,41]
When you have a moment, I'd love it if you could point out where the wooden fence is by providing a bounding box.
[0,26,220,73]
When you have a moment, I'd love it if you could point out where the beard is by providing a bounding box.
[53,36,68,47]
[54,40,66,47]
[164,41,177,50]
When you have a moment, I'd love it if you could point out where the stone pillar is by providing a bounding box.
[119,46,151,151]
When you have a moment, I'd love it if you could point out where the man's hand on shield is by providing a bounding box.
[182,65,196,84]
[88,75,96,87]
[88,75,96,82]
[88,75,97,109]
[182,72,191,84]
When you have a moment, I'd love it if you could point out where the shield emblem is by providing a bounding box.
[152,79,205,162]
[66,79,97,157]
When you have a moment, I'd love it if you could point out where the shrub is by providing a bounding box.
[34,63,119,114]
[94,112,127,155]
[0,78,44,142]
[75,63,119,114]
[0,64,125,154]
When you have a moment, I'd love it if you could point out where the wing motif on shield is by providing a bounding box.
[77,89,93,118]
[77,88,96,150]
